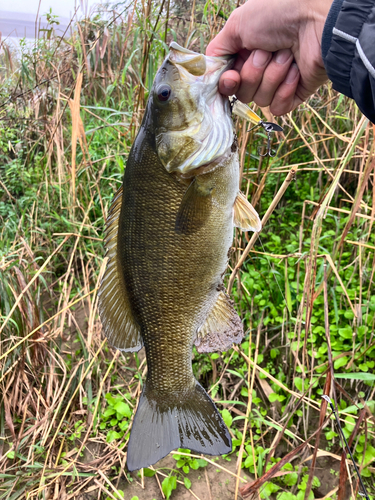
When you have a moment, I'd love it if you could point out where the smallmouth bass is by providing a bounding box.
[99,43,261,471]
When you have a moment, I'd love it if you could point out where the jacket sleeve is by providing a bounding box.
[321,0,375,123]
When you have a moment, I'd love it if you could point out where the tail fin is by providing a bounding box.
[127,381,232,471]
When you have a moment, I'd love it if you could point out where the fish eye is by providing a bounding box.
[157,85,172,102]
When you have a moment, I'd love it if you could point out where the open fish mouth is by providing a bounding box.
[154,43,236,175]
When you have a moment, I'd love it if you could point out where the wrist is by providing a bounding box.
[305,0,335,37]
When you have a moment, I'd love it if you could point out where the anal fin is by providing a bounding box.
[99,186,143,352]
[234,191,262,232]
[194,291,243,353]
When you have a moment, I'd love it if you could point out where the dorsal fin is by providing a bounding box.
[98,186,143,352]
[233,191,262,232]
[194,291,243,353]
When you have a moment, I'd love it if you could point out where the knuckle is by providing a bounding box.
[270,94,293,116]
[255,96,272,108]
[266,71,283,86]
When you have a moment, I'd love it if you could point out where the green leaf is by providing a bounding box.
[335,372,375,381]
[106,430,121,443]
[197,458,207,467]
[221,409,232,428]
[162,475,177,500]
[143,468,155,477]
[183,465,189,474]
[338,326,352,339]
[6,450,15,459]
[270,348,280,359]
[118,420,128,431]
[268,393,279,403]
[113,401,132,418]
[283,472,298,486]
[363,445,375,466]
[294,377,303,392]
[312,476,321,488]
[334,356,348,370]
[190,459,200,470]
[261,481,280,498]
[105,393,117,406]
[103,408,116,418]
[184,477,192,489]
[277,492,297,500]
[325,431,338,440]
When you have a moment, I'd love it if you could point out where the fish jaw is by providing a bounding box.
[151,43,235,175]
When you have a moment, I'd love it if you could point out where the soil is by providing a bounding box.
[77,448,345,500]
[117,454,252,500]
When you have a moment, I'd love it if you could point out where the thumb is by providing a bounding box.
[206,10,245,57]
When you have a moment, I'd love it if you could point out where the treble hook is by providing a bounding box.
[230,97,284,157]
[250,121,283,157]
[258,133,275,157]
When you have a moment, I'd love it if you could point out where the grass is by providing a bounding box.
[0,0,374,499]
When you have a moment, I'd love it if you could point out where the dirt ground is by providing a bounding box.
[117,454,252,500]
[77,450,344,500]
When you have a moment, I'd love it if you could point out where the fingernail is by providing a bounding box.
[253,49,270,68]
[223,78,237,90]
[285,63,299,84]
[275,49,291,64]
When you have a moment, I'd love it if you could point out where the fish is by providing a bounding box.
[98,42,261,472]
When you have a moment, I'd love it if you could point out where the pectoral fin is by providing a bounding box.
[98,186,143,352]
[194,292,243,353]
[175,178,213,235]
[233,191,262,232]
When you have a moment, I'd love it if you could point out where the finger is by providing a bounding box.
[217,50,249,96]
[235,49,272,103]
[269,63,300,116]
[218,69,241,95]
[251,49,293,108]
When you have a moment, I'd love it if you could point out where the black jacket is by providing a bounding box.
[322,0,375,123]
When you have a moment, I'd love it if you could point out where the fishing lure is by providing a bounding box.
[230,96,283,157]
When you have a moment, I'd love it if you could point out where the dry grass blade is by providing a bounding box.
[69,72,83,204]
[0,236,69,337]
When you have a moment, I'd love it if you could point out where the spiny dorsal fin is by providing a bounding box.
[194,291,243,353]
[98,186,143,352]
[233,191,262,232]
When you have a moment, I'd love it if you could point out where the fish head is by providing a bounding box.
[150,42,235,174]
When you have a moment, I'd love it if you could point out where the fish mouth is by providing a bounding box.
[168,42,234,88]
[155,42,235,175]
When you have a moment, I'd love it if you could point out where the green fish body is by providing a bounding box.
[99,43,261,471]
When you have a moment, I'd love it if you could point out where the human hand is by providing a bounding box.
[206,0,334,115]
